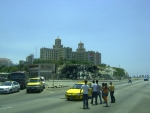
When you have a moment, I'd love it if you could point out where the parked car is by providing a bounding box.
[26,77,44,93]
[0,81,20,94]
[144,77,149,81]
[65,81,92,100]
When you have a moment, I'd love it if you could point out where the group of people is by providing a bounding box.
[80,80,116,109]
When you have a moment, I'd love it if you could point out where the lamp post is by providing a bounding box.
[52,71,54,87]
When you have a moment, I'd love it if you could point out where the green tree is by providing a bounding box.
[99,63,107,67]
[113,67,125,78]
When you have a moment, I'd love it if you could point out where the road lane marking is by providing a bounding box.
[0,107,12,110]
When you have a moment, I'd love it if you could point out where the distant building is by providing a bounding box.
[19,54,34,65]
[19,60,30,65]
[0,58,13,67]
[26,54,34,64]
[40,37,101,65]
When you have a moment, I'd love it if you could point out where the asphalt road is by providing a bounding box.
[0,79,149,113]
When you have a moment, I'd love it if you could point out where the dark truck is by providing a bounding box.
[8,71,29,89]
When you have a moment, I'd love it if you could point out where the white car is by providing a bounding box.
[0,81,20,94]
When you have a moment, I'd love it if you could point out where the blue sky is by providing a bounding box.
[0,0,150,76]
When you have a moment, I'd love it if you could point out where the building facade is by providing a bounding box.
[40,37,101,65]
[0,58,13,67]
[28,64,56,80]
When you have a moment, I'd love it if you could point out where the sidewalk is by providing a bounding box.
[45,81,74,88]
[45,79,121,88]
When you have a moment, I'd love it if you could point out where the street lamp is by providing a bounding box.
[52,71,54,87]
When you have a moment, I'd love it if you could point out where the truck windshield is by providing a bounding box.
[10,73,25,79]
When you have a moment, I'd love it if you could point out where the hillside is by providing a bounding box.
[57,64,129,80]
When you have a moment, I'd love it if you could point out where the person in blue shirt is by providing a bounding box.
[90,80,98,105]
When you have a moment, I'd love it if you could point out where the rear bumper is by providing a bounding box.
[0,90,9,93]
[144,79,149,81]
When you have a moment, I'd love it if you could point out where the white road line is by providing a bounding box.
[0,107,12,110]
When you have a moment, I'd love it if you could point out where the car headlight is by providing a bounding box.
[76,93,82,96]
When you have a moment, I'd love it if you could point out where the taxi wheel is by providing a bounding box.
[39,89,42,93]
[26,90,29,93]
[67,98,70,101]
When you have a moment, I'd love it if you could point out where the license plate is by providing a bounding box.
[70,96,74,99]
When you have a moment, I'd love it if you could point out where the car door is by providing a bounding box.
[12,82,16,92]
[13,82,18,92]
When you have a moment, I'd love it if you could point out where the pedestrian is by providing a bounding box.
[128,77,132,83]
[101,83,105,103]
[80,80,90,109]
[103,83,109,106]
[96,80,102,104]
[109,82,116,103]
[90,80,97,105]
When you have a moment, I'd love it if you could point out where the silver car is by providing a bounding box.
[0,81,20,94]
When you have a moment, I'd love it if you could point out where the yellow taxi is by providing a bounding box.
[65,81,92,100]
[26,77,44,93]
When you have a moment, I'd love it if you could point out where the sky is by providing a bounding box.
[0,0,150,76]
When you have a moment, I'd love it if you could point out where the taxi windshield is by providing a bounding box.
[72,84,82,89]
[29,79,40,82]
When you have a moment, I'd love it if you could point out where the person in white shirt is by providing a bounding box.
[90,80,98,105]
[80,80,90,109]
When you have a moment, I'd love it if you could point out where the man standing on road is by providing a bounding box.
[96,80,102,104]
[80,80,90,109]
[90,80,97,105]
[109,82,116,103]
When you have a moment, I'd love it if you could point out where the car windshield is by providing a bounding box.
[1,82,12,86]
[29,79,40,82]
[72,84,82,89]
